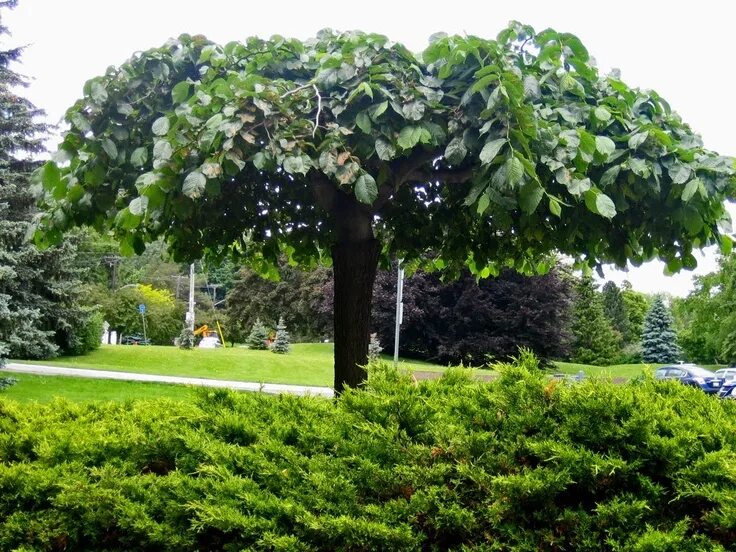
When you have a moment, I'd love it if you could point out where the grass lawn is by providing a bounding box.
[0,373,195,403]
[552,361,660,379]
[10,343,448,387]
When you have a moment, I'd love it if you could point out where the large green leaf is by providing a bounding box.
[152,117,170,136]
[506,157,524,188]
[479,139,506,165]
[595,193,616,218]
[398,126,424,149]
[519,181,544,214]
[102,138,117,159]
[129,196,148,216]
[375,138,396,161]
[130,147,148,167]
[444,136,467,165]
[182,171,206,199]
[354,173,378,204]
[171,82,191,103]
[681,178,700,202]
[595,136,616,157]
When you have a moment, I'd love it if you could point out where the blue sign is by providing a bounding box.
[138,304,146,314]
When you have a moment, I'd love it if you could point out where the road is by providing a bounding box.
[2,362,335,398]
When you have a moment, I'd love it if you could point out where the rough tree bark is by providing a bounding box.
[330,190,380,393]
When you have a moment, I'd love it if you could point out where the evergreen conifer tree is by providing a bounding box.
[246,318,269,350]
[570,277,620,365]
[271,316,290,354]
[641,297,680,363]
[0,1,96,361]
[368,333,382,361]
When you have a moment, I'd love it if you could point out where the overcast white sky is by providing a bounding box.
[5,1,735,295]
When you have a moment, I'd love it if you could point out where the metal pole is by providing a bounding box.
[187,263,195,331]
[141,312,147,343]
[393,261,404,367]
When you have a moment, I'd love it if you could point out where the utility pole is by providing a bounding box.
[393,261,404,367]
[103,255,122,290]
[186,263,195,331]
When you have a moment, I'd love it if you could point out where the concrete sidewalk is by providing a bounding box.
[2,363,334,398]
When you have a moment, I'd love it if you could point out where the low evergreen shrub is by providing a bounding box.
[0,357,735,550]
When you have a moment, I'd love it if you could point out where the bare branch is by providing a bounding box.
[280,83,313,99]
[312,84,322,138]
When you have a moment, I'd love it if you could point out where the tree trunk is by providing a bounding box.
[331,238,380,393]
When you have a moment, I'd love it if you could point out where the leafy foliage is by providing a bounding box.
[225,265,331,343]
[0,376,16,390]
[35,24,735,279]
[601,281,629,345]
[570,277,619,365]
[371,266,573,365]
[621,281,650,345]
[2,359,736,549]
[641,297,680,363]
[270,316,290,354]
[670,254,736,364]
[86,284,183,345]
[246,318,269,350]
[31,22,736,388]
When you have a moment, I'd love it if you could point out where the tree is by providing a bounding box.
[271,316,290,354]
[246,318,269,350]
[570,277,619,365]
[226,264,331,343]
[0,1,97,360]
[370,266,573,365]
[34,25,736,391]
[641,296,680,363]
[601,281,629,345]
[86,283,182,345]
[621,281,650,346]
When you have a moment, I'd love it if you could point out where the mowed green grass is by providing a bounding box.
[553,361,660,379]
[1,373,195,403]
[12,343,447,387]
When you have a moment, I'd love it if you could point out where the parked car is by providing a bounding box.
[120,334,151,346]
[654,365,723,394]
[716,368,736,398]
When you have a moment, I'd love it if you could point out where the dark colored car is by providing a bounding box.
[120,334,151,346]
[654,365,723,394]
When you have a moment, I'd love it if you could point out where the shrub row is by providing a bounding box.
[1,359,736,550]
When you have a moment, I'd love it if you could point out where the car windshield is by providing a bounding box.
[687,367,716,377]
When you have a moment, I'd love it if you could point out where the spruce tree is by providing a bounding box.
[368,333,382,361]
[246,318,269,350]
[641,297,680,363]
[570,277,620,365]
[271,316,290,354]
[0,1,94,360]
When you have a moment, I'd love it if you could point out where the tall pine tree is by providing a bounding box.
[641,296,680,363]
[0,1,96,360]
[570,277,620,365]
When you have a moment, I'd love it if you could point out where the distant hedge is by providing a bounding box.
[1,359,736,550]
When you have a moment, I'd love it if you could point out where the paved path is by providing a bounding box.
[2,363,334,398]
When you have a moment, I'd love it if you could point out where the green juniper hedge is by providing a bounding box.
[1,360,736,550]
